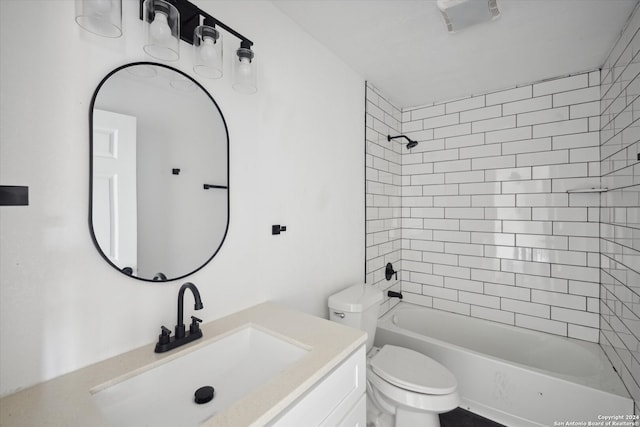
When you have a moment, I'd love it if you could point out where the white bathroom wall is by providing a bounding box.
[0,0,364,396]
[599,6,640,410]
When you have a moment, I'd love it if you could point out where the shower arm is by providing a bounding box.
[387,135,414,144]
[387,134,418,150]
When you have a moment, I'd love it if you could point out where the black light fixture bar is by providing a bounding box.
[139,0,253,47]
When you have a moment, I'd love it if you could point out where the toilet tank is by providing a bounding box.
[328,284,383,351]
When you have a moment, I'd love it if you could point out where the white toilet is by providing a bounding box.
[328,284,459,427]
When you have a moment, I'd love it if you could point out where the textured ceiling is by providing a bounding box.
[272,0,639,108]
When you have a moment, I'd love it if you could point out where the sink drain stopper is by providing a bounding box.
[194,386,215,404]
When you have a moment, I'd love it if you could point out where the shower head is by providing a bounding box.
[387,134,419,150]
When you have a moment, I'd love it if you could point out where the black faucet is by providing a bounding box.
[155,282,204,353]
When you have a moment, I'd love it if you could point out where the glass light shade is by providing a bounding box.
[170,75,197,92]
[193,25,223,79]
[143,0,180,61]
[75,0,122,38]
[125,64,158,78]
[232,47,257,94]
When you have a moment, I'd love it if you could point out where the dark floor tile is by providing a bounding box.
[440,407,506,427]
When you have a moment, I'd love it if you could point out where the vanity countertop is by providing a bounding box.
[0,302,366,427]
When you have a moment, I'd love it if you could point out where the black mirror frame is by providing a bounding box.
[88,62,230,282]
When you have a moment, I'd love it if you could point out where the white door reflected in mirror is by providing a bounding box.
[92,109,138,275]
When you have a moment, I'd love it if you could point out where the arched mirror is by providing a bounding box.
[89,62,229,282]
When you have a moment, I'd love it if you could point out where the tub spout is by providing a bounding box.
[387,290,403,299]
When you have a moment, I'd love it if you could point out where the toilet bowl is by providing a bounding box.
[328,284,459,427]
[366,345,459,427]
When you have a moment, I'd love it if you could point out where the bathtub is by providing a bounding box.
[375,302,633,427]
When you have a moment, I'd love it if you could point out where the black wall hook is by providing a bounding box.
[272,225,287,235]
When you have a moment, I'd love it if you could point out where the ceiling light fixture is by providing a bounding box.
[436,0,500,33]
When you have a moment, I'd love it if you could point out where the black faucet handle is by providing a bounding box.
[385,262,398,281]
[190,316,202,334]
[158,325,171,345]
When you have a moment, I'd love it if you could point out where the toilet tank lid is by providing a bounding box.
[328,284,383,312]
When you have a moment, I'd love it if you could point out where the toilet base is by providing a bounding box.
[367,386,443,427]
[396,407,440,427]
[366,394,394,427]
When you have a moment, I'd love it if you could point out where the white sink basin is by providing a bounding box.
[91,325,309,427]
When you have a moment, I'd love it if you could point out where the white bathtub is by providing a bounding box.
[375,302,633,427]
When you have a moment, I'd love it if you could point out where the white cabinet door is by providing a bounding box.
[271,346,366,427]
[337,394,366,427]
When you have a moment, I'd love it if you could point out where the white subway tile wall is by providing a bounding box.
[599,8,640,410]
[366,84,403,313]
[391,68,602,342]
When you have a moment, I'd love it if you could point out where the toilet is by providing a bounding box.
[328,284,459,427]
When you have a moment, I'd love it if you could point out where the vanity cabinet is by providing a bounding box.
[271,345,366,427]
[0,303,367,427]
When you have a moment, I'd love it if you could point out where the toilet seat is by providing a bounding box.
[369,345,457,395]
[368,367,460,413]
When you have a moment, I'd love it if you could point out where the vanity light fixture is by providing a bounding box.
[75,0,256,93]
[138,0,256,92]
[233,40,257,94]
[194,20,223,79]
[75,0,122,38]
[142,0,180,61]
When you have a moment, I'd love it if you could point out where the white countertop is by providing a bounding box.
[0,302,366,427]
